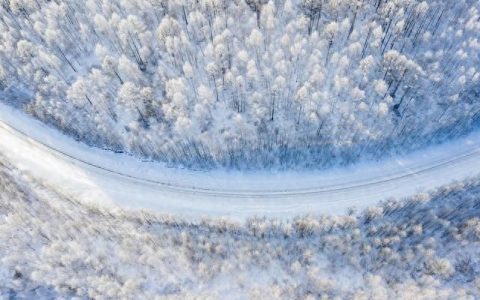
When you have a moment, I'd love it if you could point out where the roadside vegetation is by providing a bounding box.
[1,160,479,299]
[1,0,479,168]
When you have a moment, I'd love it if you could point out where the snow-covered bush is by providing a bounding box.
[0,161,480,299]
[0,0,479,169]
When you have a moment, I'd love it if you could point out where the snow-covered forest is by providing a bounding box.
[1,0,479,168]
[0,159,479,298]
[2,0,480,297]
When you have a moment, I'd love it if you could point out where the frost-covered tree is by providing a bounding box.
[1,160,480,298]
[0,0,479,169]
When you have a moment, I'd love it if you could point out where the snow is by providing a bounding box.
[2,0,478,170]
[2,160,479,299]
[0,101,480,220]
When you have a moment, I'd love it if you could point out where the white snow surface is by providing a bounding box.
[1,102,480,220]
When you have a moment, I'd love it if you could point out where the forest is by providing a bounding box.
[0,158,479,299]
[0,0,479,168]
[2,1,480,298]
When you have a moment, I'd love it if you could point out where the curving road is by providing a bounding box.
[1,102,480,219]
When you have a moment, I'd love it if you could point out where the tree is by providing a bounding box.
[1,0,479,169]
[117,82,147,128]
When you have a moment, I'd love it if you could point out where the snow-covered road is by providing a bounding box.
[1,102,480,219]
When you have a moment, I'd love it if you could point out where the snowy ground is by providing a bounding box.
[1,102,480,219]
